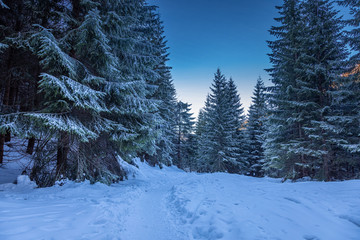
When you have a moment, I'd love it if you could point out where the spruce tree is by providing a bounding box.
[174,101,195,169]
[144,9,178,166]
[332,0,360,178]
[265,0,305,178]
[100,0,159,162]
[0,0,76,174]
[297,0,347,180]
[203,69,231,172]
[224,78,246,173]
[339,0,360,64]
[27,1,116,183]
[197,69,244,173]
[195,108,211,172]
[266,0,348,180]
[0,0,35,164]
[245,77,267,177]
[0,0,171,185]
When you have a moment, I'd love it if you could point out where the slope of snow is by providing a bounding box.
[0,160,359,240]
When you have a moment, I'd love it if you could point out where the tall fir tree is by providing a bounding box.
[245,77,267,177]
[332,0,360,178]
[103,0,159,161]
[0,0,39,164]
[339,0,360,64]
[297,0,348,180]
[27,0,119,183]
[144,8,178,166]
[225,78,246,173]
[266,0,348,180]
[194,108,210,172]
[173,101,195,169]
[0,0,173,185]
[0,0,110,183]
[264,0,305,178]
[196,69,244,173]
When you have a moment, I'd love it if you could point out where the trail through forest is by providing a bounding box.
[0,160,360,240]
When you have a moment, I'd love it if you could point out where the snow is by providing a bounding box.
[0,160,360,240]
[0,141,33,185]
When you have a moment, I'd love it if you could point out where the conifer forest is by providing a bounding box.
[1,1,360,239]
[1,0,360,188]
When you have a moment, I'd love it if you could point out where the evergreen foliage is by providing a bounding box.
[143,9,178,166]
[0,0,174,185]
[101,0,159,160]
[196,69,246,173]
[173,101,195,169]
[1,0,359,186]
[225,78,246,172]
[266,0,353,180]
[334,0,360,178]
[339,0,360,65]
[245,77,267,177]
[265,0,305,178]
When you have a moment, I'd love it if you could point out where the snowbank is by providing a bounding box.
[0,161,359,240]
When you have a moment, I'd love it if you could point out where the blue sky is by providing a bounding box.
[148,0,283,116]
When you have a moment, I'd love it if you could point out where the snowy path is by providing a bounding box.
[121,180,186,240]
[0,161,360,240]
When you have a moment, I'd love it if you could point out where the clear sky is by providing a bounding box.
[148,0,283,117]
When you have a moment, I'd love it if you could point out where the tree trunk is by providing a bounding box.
[9,86,16,106]
[56,132,70,179]
[4,130,10,142]
[72,0,81,21]
[177,125,181,168]
[0,134,4,164]
[26,137,36,155]
[3,77,10,106]
[2,47,15,143]
[3,47,13,106]
[323,153,330,181]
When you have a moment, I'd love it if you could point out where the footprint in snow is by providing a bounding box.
[283,197,301,204]
[92,219,107,226]
[303,234,320,240]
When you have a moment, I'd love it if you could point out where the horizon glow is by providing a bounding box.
[148,0,283,117]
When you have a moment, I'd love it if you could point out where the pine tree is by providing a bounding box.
[265,0,305,179]
[202,70,231,172]
[144,8,178,166]
[225,78,246,173]
[174,101,195,169]
[339,0,360,64]
[26,1,116,183]
[332,0,360,178]
[0,0,170,185]
[297,0,347,180]
[64,1,131,183]
[0,1,31,164]
[0,0,67,169]
[100,0,160,162]
[194,108,210,172]
[245,77,267,177]
[196,69,244,173]
[266,0,348,180]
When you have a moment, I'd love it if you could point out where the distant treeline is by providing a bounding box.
[193,0,360,181]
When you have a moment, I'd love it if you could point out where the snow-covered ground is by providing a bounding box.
[0,141,33,185]
[0,160,359,240]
